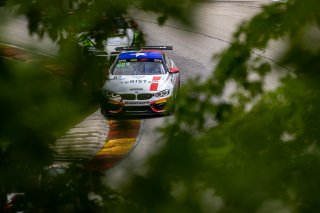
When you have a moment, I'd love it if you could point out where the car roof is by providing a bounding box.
[118,51,163,61]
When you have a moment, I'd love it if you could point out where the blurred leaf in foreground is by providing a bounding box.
[118,0,320,212]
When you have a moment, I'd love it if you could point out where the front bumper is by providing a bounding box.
[100,97,171,116]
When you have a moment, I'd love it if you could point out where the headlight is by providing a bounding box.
[103,91,120,98]
[154,89,170,98]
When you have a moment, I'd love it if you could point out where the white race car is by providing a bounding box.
[100,46,180,116]
[77,16,141,59]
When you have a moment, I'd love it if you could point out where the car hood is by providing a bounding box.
[106,36,129,46]
[77,32,129,47]
[103,74,172,94]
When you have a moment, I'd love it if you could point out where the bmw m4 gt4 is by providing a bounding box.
[100,46,180,116]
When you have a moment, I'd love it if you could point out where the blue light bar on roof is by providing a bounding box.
[118,51,163,60]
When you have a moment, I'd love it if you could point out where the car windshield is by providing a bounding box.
[112,61,166,75]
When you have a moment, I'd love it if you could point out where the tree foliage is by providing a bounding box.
[125,0,320,212]
[3,0,198,41]
[1,0,320,212]
[0,0,200,212]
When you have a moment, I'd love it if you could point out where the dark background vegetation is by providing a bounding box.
[1,0,320,212]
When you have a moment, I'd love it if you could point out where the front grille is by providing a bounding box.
[137,93,153,100]
[120,94,136,100]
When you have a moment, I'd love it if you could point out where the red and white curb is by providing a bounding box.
[86,119,143,170]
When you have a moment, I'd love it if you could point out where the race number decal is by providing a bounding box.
[150,76,161,91]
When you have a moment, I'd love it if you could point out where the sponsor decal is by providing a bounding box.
[150,76,161,91]
[124,79,151,84]
[116,62,130,68]
[153,98,167,104]
[124,101,150,105]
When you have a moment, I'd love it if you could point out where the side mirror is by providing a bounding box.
[102,68,110,74]
[102,68,110,79]
[169,67,179,74]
